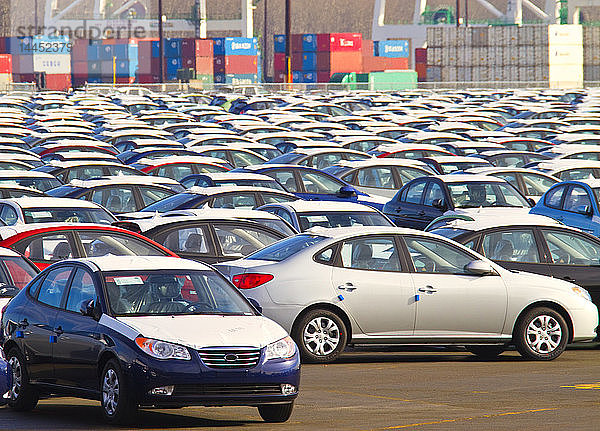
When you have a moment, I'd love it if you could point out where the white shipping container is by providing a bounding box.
[495,46,505,66]
[444,28,457,46]
[457,66,472,82]
[506,26,519,46]
[503,66,516,81]
[534,65,549,80]
[518,25,535,46]
[476,47,487,66]
[33,54,71,74]
[428,47,441,66]
[533,25,549,45]
[427,66,442,82]
[488,27,501,46]
[504,47,518,65]
[534,45,549,65]
[457,46,468,67]
[443,46,457,65]
[548,24,583,47]
[441,66,457,81]
[549,45,584,66]
[549,63,583,88]
[593,28,600,47]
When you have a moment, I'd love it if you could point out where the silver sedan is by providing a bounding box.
[216,227,599,363]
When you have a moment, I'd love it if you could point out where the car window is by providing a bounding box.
[542,230,600,265]
[275,209,294,225]
[214,225,282,256]
[311,153,344,170]
[155,164,194,181]
[91,186,136,214]
[2,257,37,289]
[65,268,97,312]
[0,205,18,225]
[491,172,519,190]
[395,167,429,186]
[17,233,73,262]
[262,193,297,204]
[66,166,104,182]
[139,186,174,207]
[448,182,528,208]
[493,155,525,168]
[563,186,591,213]
[404,236,474,274]
[339,236,402,272]
[559,168,598,181]
[298,170,343,194]
[423,182,445,207]
[521,173,556,197]
[212,193,257,209]
[545,185,566,209]
[79,231,166,257]
[230,151,264,167]
[482,230,540,263]
[106,166,140,176]
[356,167,394,189]
[161,226,210,254]
[37,266,72,307]
[266,170,298,192]
[403,181,426,204]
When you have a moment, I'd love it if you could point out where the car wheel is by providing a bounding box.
[514,307,568,361]
[258,402,294,423]
[6,347,38,412]
[466,345,506,360]
[100,359,137,424]
[293,309,347,363]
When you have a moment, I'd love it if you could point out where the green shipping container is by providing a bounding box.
[195,73,214,83]
[368,71,417,90]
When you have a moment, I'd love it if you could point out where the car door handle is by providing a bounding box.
[563,276,576,282]
[418,286,437,294]
[337,283,357,292]
[418,211,425,216]
[54,326,64,335]
[18,319,28,328]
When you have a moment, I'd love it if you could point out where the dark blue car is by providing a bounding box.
[233,164,388,210]
[1,256,300,424]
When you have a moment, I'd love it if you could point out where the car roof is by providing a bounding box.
[0,197,106,209]
[430,213,563,232]
[304,225,447,240]
[263,200,380,213]
[67,256,211,272]
[189,172,276,181]
[0,246,29,257]
[423,156,490,164]
[186,185,297,196]
[67,175,180,187]
[334,158,433,170]
[535,159,600,171]
[566,178,600,188]
[432,174,507,183]
[0,170,57,178]
[0,223,131,239]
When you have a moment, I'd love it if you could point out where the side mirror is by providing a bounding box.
[338,186,357,198]
[526,198,536,207]
[464,260,495,276]
[79,299,101,320]
[0,285,19,298]
[576,205,593,216]
[432,199,447,211]
[247,298,263,314]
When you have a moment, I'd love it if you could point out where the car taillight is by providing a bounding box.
[232,273,274,289]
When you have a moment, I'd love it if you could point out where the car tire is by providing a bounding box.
[514,307,568,361]
[293,309,347,363]
[100,359,137,425]
[258,402,294,423]
[466,345,506,360]
[6,347,39,412]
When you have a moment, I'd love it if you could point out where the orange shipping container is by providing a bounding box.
[45,73,71,91]
[384,57,409,70]
[415,63,427,81]
[329,51,362,73]
[195,57,213,74]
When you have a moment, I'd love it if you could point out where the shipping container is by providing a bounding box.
[301,34,318,52]
[72,39,88,61]
[471,27,488,47]
[317,71,331,82]
[101,60,113,76]
[317,33,362,52]
[427,66,441,82]
[213,55,257,75]
[320,51,362,73]
[369,70,417,90]
[13,55,33,75]
[45,73,71,91]
[0,54,11,74]
[88,60,101,76]
[165,38,182,58]
[361,56,388,73]
[302,52,317,71]
[72,61,87,76]
[426,27,443,48]
[195,39,213,57]
[138,55,152,74]
[274,35,286,53]
[415,48,427,64]
[442,66,457,81]
[87,45,100,61]
[212,37,258,56]
[195,57,213,74]
[415,62,427,81]
[428,47,442,66]
[214,73,258,84]
[374,40,409,58]
[99,44,114,61]
[384,57,409,70]
[274,52,285,71]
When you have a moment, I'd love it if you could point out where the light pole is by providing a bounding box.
[158,0,165,82]
[285,0,291,83]
[263,0,268,82]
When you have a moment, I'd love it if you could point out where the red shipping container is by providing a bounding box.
[72,76,87,88]
[291,34,303,53]
[116,76,135,84]
[316,51,330,71]
[72,61,88,75]
[0,54,11,74]
[72,39,88,61]
[14,73,35,83]
[273,71,285,83]
[195,39,213,57]
[317,33,362,52]
[181,39,196,58]
[384,57,409,70]
[0,38,6,54]
[138,40,153,59]
[213,55,257,74]
[195,57,213,74]
[45,73,71,91]
[138,55,152,74]
[291,52,302,71]
[181,57,195,69]
[362,40,374,58]
[137,74,160,84]
[151,57,166,73]
[361,56,387,73]
[318,51,362,73]
[415,48,427,64]
[274,52,285,72]
[317,71,331,82]
[415,63,427,81]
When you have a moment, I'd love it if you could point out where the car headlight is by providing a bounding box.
[572,286,592,302]
[265,336,296,361]
[135,337,191,360]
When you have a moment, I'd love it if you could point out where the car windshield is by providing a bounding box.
[439,162,489,174]
[298,211,392,231]
[141,193,200,213]
[103,270,255,316]
[254,219,296,236]
[22,208,116,224]
[215,179,285,191]
[447,182,529,208]
[247,234,326,262]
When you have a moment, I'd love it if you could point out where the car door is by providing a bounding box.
[478,228,553,276]
[52,267,103,390]
[421,181,447,227]
[531,184,568,221]
[12,232,77,270]
[539,228,600,306]
[90,186,137,214]
[21,265,74,383]
[385,179,428,229]
[354,167,398,198]
[151,224,217,264]
[559,185,596,234]
[330,235,416,336]
[402,235,508,338]
[296,169,357,203]
[212,223,284,262]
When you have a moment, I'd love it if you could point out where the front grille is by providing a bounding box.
[174,384,281,397]
[198,348,261,369]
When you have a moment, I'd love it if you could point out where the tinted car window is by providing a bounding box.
[212,193,257,209]
[299,171,343,194]
[266,170,298,192]
[65,268,96,312]
[214,225,281,256]
[161,227,210,254]
[404,236,474,274]
[356,167,394,189]
[262,193,297,204]
[3,256,37,289]
[339,236,401,272]
[545,186,566,209]
[37,266,72,307]
[79,231,166,257]
[521,173,556,197]
[247,234,326,262]
[423,183,445,207]
[0,205,18,225]
[91,186,136,214]
[563,186,591,213]
[543,230,600,265]
[404,181,426,204]
[17,233,73,261]
[482,230,539,263]
[139,186,174,207]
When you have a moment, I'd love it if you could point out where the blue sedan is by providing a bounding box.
[530,179,600,236]
[233,165,388,210]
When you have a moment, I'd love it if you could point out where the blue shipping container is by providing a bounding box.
[116,59,138,77]
[165,38,181,58]
[374,40,409,58]
[113,44,128,59]
[274,35,286,53]
[214,73,258,84]
[292,71,302,83]
[302,34,317,52]
[302,72,317,83]
[213,37,258,56]
[301,52,317,71]
[100,44,114,61]
[87,45,100,61]
[151,41,160,58]
[166,58,182,76]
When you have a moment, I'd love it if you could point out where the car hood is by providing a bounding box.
[117,314,288,349]
[500,267,577,292]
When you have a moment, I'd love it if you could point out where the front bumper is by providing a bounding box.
[571,300,600,342]
[127,349,301,407]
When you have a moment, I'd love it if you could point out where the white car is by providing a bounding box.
[217,226,599,363]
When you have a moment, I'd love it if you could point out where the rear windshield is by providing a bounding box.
[429,227,471,239]
[23,208,116,224]
[247,234,326,262]
[298,212,392,231]
[141,193,201,213]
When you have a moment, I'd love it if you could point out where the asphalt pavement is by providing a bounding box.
[2,346,600,430]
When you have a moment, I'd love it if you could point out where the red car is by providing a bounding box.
[0,223,178,269]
